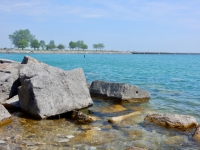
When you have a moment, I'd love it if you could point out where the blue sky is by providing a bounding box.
[0,0,200,52]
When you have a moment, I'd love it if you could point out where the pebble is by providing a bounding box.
[88,146,96,150]
[66,135,75,139]
[91,127,101,131]
[58,139,69,143]
[0,140,6,144]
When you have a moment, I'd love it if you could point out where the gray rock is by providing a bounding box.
[0,63,23,102]
[0,59,16,64]
[0,104,12,125]
[21,55,46,65]
[18,63,93,119]
[2,95,20,109]
[144,113,198,130]
[90,80,151,102]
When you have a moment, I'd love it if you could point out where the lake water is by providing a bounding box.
[0,53,200,149]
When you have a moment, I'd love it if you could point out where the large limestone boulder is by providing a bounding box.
[0,63,23,102]
[144,113,198,130]
[21,55,45,64]
[90,80,151,102]
[0,104,12,126]
[19,63,93,119]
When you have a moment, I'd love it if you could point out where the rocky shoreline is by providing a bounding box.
[0,56,200,149]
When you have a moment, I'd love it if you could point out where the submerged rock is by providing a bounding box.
[125,146,147,150]
[90,80,151,102]
[144,113,198,130]
[108,111,141,123]
[193,126,200,141]
[71,110,94,123]
[0,63,23,102]
[19,63,93,119]
[2,95,20,110]
[0,104,12,126]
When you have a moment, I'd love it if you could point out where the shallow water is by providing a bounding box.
[0,53,200,149]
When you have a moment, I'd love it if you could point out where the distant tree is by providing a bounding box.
[17,39,28,50]
[69,41,76,50]
[75,40,84,50]
[93,44,98,50]
[98,43,105,50]
[57,44,65,50]
[30,39,40,50]
[81,43,88,50]
[9,29,35,48]
[47,40,56,50]
[39,40,46,50]
[93,43,105,50]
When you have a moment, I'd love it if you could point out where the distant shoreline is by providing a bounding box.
[0,49,199,55]
[0,49,131,54]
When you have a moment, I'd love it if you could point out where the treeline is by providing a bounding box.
[9,29,105,50]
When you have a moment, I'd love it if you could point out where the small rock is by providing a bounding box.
[125,146,147,150]
[88,146,96,150]
[0,140,6,144]
[58,139,69,143]
[193,126,200,141]
[71,110,94,123]
[66,135,75,139]
[91,127,101,131]
[144,113,198,130]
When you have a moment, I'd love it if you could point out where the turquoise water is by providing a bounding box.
[1,53,200,149]
[1,53,200,121]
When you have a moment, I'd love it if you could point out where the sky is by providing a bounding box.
[0,0,200,52]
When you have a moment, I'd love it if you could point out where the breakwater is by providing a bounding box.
[132,52,200,55]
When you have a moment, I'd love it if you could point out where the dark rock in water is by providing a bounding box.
[2,95,20,110]
[71,110,94,123]
[18,63,93,119]
[21,55,45,64]
[0,59,16,64]
[0,104,12,126]
[90,80,151,102]
[0,63,23,102]
[144,113,198,130]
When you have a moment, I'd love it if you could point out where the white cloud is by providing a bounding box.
[0,0,200,28]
